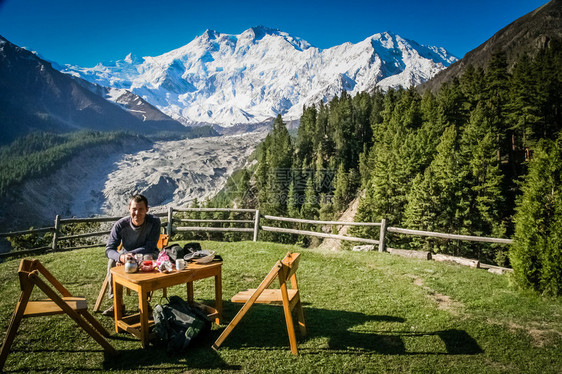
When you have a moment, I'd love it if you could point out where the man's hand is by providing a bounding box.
[119,253,133,264]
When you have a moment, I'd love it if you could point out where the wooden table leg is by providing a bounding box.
[94,274,109,312]
[139,288,150,349]
[215,269,222,325]
[113,280,123,333]
[187,282,194,304]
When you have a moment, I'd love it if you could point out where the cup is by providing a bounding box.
[175,259,186,270]
[134,254,143,264]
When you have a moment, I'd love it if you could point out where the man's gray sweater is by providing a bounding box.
[105,214,161,262]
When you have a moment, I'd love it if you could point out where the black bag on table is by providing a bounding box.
[163,244,184,262]
[151,295,211,353]
[183,242,202,253]
[164,242,202,262]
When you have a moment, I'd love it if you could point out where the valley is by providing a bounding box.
[0,130,267,231]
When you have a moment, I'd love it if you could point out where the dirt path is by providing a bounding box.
[317,195,362,251]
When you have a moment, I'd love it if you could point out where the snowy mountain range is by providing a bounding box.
[59,26,457,128]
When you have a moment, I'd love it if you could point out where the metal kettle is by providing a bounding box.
[124,258,138,273]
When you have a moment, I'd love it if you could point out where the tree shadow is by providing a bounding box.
[214,303,483,356]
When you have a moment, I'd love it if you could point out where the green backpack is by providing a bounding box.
[152,295,211,353]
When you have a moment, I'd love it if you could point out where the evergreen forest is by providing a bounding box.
[210,45,562,295]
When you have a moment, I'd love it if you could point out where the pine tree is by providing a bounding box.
[404,171,440,250]
[510,136,562,295]
[437,78,467,128]
[238,168,252,205]
[257,115,293,216]
[358,144,370,189]
[369,88,385,130]
[256,141,271,210]
[270,114,293,171]
[333,163,349,212]
[295,105,316,166]
[484,52,511,167]
[287,181,300,218]
[318,193,335,221]
[314,100,330,154]
[300,176,319,220]
[534,42,562,141]
[330,91,355,169]
[356,88,427,228]
[459,64,485,112]
[352,91,373,164]
[404,125,469,253]
[457,103,506,261]
[508,54,540,149]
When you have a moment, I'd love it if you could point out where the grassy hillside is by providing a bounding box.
[0,241,560,373]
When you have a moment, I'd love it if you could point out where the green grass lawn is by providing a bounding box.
[0,241,561,373]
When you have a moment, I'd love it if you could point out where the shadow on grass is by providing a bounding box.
[0,305,482,372]
[2,336,240,373]
[100,333,241,372]
[214,303,483,356]
[101,345,240,371]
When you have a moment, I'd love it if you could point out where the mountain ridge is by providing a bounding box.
[59,27,457,127]
[0,35,207,145]
[420,0,562,92]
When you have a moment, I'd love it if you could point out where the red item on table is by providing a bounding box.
[140,260,154,272]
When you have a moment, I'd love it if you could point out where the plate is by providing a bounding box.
[192,250,216,264]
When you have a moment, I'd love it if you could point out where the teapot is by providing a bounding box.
[124,258,138,273]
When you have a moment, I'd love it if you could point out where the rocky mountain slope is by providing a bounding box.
[96,130,266,217]
[0,35,196,145]
[420,0,562,92]
[60,26,457,127]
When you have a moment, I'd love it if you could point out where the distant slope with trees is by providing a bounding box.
[0,131,152,197]
[420,0,562,93]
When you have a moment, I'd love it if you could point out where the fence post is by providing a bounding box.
[253,210,260,242]
[167,207,174,237]
[51,215,60,252]
[378,218,387,252]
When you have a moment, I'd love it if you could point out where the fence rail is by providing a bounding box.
[0,207,513,265]
[57,230,112,241]
[387,227,514,244]
[0,227,54,238]
[261,215,383,227]
[261,225,380,245]
[174,226,255,233]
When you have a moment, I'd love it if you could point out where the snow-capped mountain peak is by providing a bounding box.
[59,26,457,127]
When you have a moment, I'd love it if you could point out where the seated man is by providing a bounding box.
[102,194,161,316]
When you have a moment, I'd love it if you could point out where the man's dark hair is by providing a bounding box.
[130,194,149,208]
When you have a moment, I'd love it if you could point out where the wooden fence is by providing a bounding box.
[0,208,514,270]
[0,213,166,258]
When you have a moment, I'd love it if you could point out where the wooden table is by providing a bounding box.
[110,261,222,348]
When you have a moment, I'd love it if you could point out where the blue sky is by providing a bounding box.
[0,0,549,67]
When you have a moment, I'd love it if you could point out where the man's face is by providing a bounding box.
[129,200,148,226]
